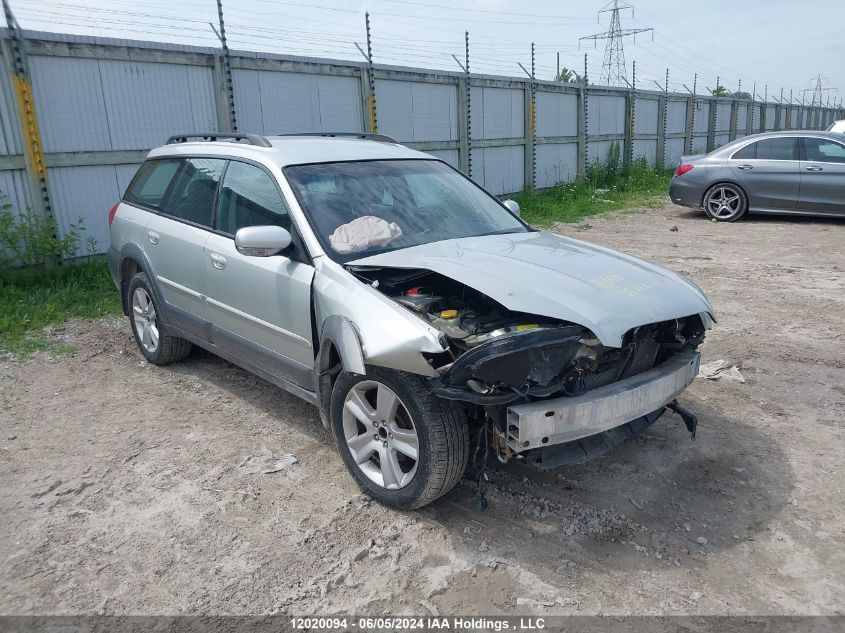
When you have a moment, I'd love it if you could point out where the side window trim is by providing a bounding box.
[211,160,231,234]
[158,158,189,213]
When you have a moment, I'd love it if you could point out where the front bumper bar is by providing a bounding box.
[505,350,701,453]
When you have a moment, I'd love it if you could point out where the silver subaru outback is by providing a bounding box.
[108,132,715,509]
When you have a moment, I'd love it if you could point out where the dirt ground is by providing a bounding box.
[1,203,843,617]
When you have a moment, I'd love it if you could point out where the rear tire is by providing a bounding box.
[330,366,469,510]
[127,273,192,365]
[702,183,748,222]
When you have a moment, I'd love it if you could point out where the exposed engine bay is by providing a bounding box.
[348,265,707,406]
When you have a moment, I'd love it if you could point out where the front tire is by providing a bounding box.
[702,183,748,222]
[330,366,469,510]
[127,273,192,365]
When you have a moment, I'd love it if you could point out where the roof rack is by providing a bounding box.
[165,133,272,148]
[277,132,398,144]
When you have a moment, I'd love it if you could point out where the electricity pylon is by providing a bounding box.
[579,0,653,87]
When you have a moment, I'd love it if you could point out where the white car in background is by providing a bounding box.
[827,120,845,134]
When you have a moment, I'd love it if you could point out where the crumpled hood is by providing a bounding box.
[348,231,715,347]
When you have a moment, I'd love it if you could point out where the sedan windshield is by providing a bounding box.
[284,159,528,262]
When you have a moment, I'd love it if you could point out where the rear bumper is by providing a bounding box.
[505,349,701,453]
[668,177,704,208]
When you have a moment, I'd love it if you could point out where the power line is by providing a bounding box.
[578,0,652,87]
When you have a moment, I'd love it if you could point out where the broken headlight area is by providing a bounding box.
[348,265,706,405]
[432,316,704,405]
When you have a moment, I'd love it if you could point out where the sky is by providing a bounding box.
[11,0,844,104]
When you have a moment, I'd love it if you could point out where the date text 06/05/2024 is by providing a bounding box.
[290,616,547,630]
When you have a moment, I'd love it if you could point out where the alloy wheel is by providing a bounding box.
[706,185,743,220]
[342,380,419,490]
[132,287,160,353]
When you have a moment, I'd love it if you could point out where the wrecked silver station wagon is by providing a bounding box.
[108,133,714,510]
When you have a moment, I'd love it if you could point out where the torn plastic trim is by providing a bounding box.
[505,349,701,452]
[430,326,587,404]
[318,315,366,376]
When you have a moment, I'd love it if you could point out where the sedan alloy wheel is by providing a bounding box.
[704,184,746,221]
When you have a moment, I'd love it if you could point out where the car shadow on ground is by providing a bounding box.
[425,397,794,574]
[674,208,845,226]
[162,346,793,576]
[167,347,331,442]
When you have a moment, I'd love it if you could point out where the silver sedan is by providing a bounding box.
[669,130,845,221]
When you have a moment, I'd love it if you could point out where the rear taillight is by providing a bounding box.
[108,202,119,226]
[674,163,694,177]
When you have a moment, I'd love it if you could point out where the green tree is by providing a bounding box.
[733,91,752,100]
[556,67,581,84]
[711,85,730,98]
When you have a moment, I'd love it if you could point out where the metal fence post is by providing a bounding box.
[578,54,588,176]
[358,66,371,133]
[746,100,754,135]
[364,12,377,133]
[625,61,635,171]
[523,43,535,190]
[211,54,233,133]
[684,97,694,155]
[214,0,237,133]
[1,0,56,263]
[656,84,667,170]
[457,75,469,176]
[706,97,716,151]
[729,97,738,141]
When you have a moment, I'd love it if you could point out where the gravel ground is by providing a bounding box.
[1,203,843,616]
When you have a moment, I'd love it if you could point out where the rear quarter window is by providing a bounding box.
[123,159,181,209]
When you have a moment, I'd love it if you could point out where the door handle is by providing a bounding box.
[737,164,754,170]
[147,231,159,245]
[804,166,824,171]
[209,253,227,270]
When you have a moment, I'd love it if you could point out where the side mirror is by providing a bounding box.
[234,225,292,257]
[502,199,521,217]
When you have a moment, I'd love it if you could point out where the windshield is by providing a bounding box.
[284,159,528,262]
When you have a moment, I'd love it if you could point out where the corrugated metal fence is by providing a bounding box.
[1,29,842,255]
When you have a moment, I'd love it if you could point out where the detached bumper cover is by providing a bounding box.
[506,349,700,453]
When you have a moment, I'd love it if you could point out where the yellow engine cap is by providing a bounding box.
[516,324,539,331]
[440,309,459,319]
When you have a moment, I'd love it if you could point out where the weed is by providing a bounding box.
[0,191,95,268]
[515,147,672,227]
[0,260,121,359]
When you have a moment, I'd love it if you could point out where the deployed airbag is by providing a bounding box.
[329,215,402,254]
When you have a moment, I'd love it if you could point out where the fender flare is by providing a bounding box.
[316,315,366,376]
[119,244,169,325]
[314,315,366,428]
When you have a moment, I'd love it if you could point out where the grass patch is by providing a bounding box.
[0,260,121,358]
[516,154,673,227]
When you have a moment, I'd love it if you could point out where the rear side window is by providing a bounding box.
[731,138,798,161]
[216,161,290,235]
[804,138,845,163]
[161,158,226,228]
[124,159,180,209]
[731,143,756,160]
